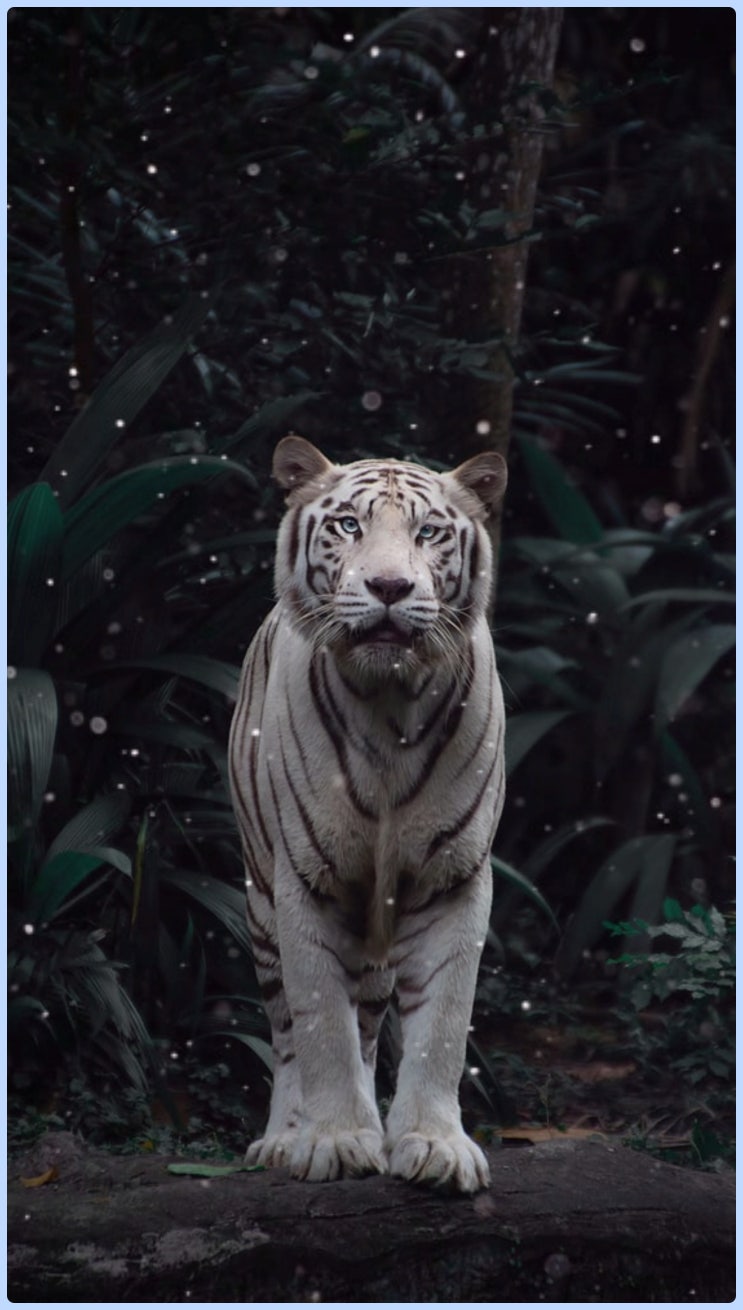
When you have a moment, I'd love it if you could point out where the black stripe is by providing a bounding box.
[260,977,283,1002]
[288,508,301,572]
[250,930,279,957]
[393,646,475,809]
[451,660,497,781]
[388,674,457,747]
[321,939,362,982]
[229,622,275,859]
[309,656,377,819]
[461,528,482,613]
[285,693,316,794]
[241,826,274,902]
[265,750,335,903]
[278,726,337,876]
[396,954,454,1011]
[248,737,274,856]
[320,659,381,764]
[358,997,390,1016]
[469,530,480,592]
[425,751,499,861]
[304,513,320,593]
[245,894,275,941]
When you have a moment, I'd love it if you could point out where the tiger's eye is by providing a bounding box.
[417,523,436,540]
[339,516,361,535]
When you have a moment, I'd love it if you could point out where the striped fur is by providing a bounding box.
[228,435,507,1192]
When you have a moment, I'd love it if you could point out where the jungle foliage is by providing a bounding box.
[8,8,734,1150]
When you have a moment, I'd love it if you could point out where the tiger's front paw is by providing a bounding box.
[245,1130,298,1169]
[290,1127,387,1182]
[388,1130,490,1193]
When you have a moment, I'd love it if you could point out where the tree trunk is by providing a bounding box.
[444,8,564,452]
[8,1131,734,1303]
[435,9,564,588]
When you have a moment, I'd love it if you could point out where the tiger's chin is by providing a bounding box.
[344,643,420,685]
[337,626,458,688]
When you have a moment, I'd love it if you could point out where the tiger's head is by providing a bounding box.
[272,435,507,682]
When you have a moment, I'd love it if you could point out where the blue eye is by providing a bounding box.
[339,516,361,535]
[417,524,436,541]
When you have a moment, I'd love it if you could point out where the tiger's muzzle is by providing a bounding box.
[351,618,415,649]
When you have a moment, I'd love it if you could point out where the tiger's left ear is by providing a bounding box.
[450,450,508,516]
[273,434,334,492]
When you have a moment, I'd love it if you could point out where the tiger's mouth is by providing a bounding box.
[351,620,414,649]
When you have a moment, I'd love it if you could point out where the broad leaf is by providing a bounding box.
[7,483,64,665]
[161,870,251,954]
[595,607,703,781]
[8,669,58,838]
[555,835,678,976]
[40,294,215,507]
[216,390,322,456]
[655,624,735,729]
[105,653,240,701]
[621,588,734,611]
[45,792,132,863]
[29,847,132,922]
[61,456,257,579]
[505,709,575,775]
[490,856,558,929]
[522,817,616,882]
[516,435,603,544]
[211,1031,274,1071]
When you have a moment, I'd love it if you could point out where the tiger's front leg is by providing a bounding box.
[275,870,387,1181]
[243,880,304,1170]
[386,864,492,1193]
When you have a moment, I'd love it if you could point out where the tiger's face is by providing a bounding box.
[273,435,507,681]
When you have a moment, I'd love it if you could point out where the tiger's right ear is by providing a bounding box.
[272,434,334,493]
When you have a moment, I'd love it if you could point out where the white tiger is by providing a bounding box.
[228,434,507,1192]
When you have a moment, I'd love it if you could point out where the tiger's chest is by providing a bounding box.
[252,619,505,894]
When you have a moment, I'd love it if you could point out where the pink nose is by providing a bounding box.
[365,576,414,606]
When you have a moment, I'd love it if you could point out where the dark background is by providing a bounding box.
[8,8,735,1164]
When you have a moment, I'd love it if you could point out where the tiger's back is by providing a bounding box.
[229,435,507,1192]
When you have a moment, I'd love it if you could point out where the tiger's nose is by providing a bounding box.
[365,576,414,606]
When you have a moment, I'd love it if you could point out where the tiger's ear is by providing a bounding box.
[450,450,508,516]
[273,434,334,492]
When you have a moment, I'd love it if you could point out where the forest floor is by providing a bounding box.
[462,967,735,1175]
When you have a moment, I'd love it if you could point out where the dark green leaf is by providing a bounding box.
[45,793,132,863]
[516,435,603,544]
[61,456,256,578]
[161,870,251,954]
[7,483,64,664]
[490,856,558,930]
[522,818,616,882]
[167,1162,265,1177]
[621,588,734,611]
[655,624,735,728]
[40,295,216,508]
[595,608,703,780]
[8,669,58,838]
[217,391,322,456]
[29,847,131,923]
[105,654,241,701]
[555,835,678,976]
[210,1031,274,1071]
[628,835,678,950]
[505,710,575,775]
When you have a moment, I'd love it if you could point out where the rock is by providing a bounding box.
[7,1132,735,1303]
